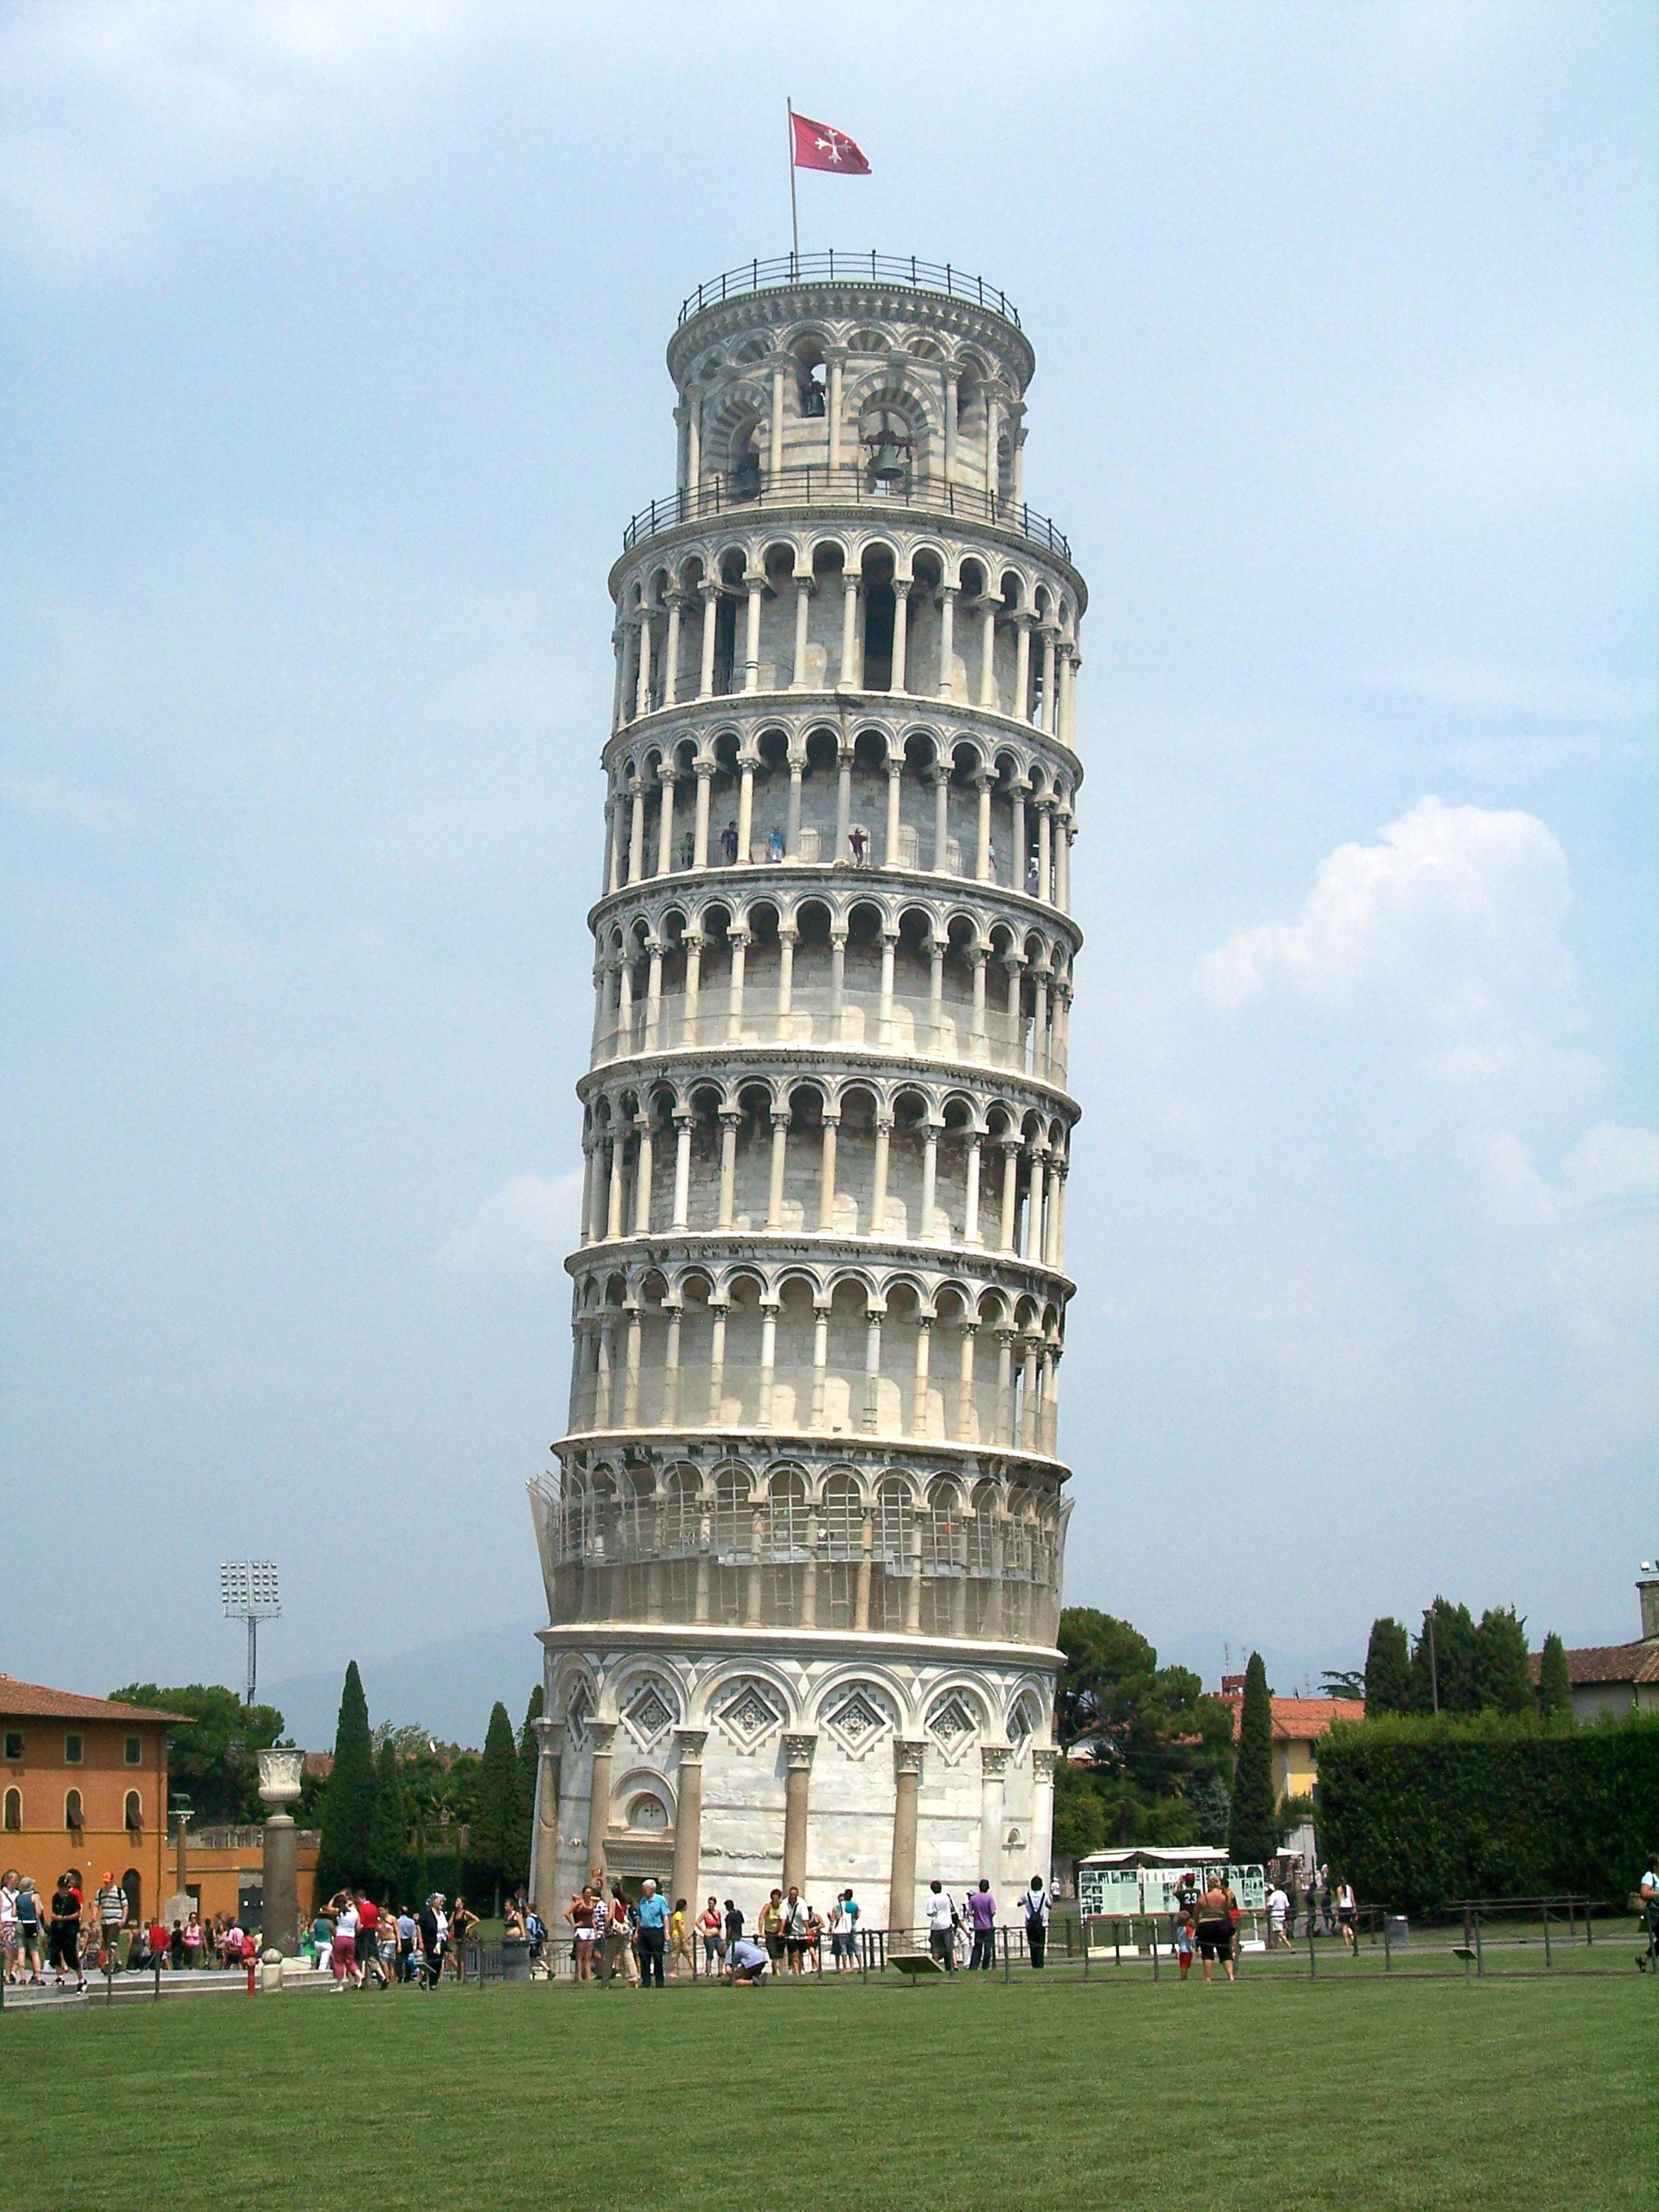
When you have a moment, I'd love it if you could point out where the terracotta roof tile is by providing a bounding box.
[0,1674,190,1725]
[1529,1640,1659,1688]
[1224,1695,1365,1740]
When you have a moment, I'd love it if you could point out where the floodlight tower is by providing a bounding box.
[221,1558,281,1704]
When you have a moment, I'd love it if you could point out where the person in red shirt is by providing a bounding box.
[354,1894,387,1989]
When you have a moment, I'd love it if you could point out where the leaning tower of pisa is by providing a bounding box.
[527,253,1085,1947]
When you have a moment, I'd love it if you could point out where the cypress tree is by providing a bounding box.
[471,1701,520,1915]
[1473,1606,1534,1714]
[315,1661,375,1897]
[1537,1631,1574,1723]
[1228,1653,1278,1866]
[516,1685,544,1894]
[1410,1599,1478,1713]
[1363,1617,1411,1715]
[366,1738,411,1902]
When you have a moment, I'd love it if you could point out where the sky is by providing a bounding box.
[2,1,1654,1735]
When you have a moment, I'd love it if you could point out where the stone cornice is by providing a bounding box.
[551,1422,1073,1488]
[537,1618,1063,1671]
[575,1042,1080,1119]
[562,1225,1076,1300]
[598,688,1083,778]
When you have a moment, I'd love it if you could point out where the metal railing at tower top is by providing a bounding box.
[678,253,1021,328]
[622,469,1070,561]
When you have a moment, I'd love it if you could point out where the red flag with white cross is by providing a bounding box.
[791,112,871,175]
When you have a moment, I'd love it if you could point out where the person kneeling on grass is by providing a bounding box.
[728,1936,770,1984]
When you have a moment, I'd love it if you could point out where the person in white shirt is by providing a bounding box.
[924,1881,957,1973]
[1267,1884,1292,1949]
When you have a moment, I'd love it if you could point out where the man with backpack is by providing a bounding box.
[1023,1874,1051,1969]
[925,1880,959,1971]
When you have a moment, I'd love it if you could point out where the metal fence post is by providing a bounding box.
[1307,1918,1317,1978]
[1383,1915,1391,1972]
[1151,1917,1159,1982]
[1542,1903,1552,1969]
[1474,1911,1483,1977]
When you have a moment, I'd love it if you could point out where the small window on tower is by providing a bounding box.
[125,1736,143,1766]
[64,1733,84,1765]
[125,1790,143,1832]
[3,1729,22,1761]
[3,1787,20,1830]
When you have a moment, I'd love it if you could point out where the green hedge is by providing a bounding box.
[1314,1711,1659,1911]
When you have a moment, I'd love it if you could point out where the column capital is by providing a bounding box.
[782,1732,817,1771]
[980,1742,1012,1778]
[533,1717,565,1753]
[672,1727,708,1763]
[588,1719,618,1754]
[692,756,716,778]
[1031,1746,1060,1780]
[894,1737,926,1780]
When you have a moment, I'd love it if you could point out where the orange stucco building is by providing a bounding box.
[1,1676,183,1927]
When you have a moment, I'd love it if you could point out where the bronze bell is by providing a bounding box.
[871,438,905,486]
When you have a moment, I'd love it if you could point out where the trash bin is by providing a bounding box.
[500,1938,531,1982]
[1386,1915,1409,1949]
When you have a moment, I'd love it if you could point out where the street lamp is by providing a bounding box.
[220,1559,281,1704]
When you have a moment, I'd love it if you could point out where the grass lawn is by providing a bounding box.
[3,1972,1646,2211]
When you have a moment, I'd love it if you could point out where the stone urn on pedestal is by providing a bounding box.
[257,1748,306,1956]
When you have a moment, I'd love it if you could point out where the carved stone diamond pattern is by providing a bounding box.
[623,1682,675,1747]
[927,1695,977,1757]
[563,1693,591,1748]
[716,1678,785,1750]
[823,1687,892,1760]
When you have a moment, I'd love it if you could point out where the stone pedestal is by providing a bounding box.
[257,1748,306,1956]
[531,1718,564,1929]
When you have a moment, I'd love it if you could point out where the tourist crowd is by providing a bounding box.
[558,1871,1057,1984]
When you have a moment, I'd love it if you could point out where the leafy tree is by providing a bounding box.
[366,1739,411,1902]
[1473,1606,1534,1714]
[1190,1771,1231,1845]
[1228,1652,1279,1866]
[1320,1669,1366,1701]
[110,1683,286,1825]
[516,1685,544,1892]
[1536,1631,1574,1723]
[1051,1757,1109,1862]
[1410,1598,1478,1714]
[469,1701,520,1914]
[315,1662,375,1898]
[1362,1619,1412,1715]
[1053,1609,1232,1851]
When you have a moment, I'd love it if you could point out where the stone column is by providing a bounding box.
[531,1719,564,1929]
[919,1121,939,1239]
[978,602,998,709]
[662,592,683,708]
[672,1111,692,1228]
[792,579,813,689]
[840,573,860,687]
[931,768,950,871]
[955,1322,978,1443]
[817,1112,839,1230]
[744,576,764,691]
[692,762,713,868]
[736,761,755,861]
[974,775,992,881]
[766,1111,790,1229]
[888,1740,925,1949]
[657,770,676,875]
[769,360,786,477]
[775,926,796,1033]
[781,1733,816,1891]
[910,1315,933,1438]
[585,1722,617,1881]
[884,761,903,867]
[1030,1747,1059,1889]
[826,351,844,469]
[979,1743,1011,1888]
[628,777,647,883]
[1040,627,1057,733]
[717,1112,740,1227]
[661,1304,682,1426]
[670,1729,706,1917]
[1013,615,1032,721]
[809,1304,830,1429]
[889,579,910,694]
[256,1749,304,1956]
[936,583,957,699]
[634,612,655,718]
[698,582,718,699]
[963,1132,983,1243]
[835,748,853,858]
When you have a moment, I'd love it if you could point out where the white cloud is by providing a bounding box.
[438,1170,581,1282]
[1200,795,1579,1087]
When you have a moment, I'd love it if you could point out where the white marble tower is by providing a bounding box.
[529,252,1085,1945]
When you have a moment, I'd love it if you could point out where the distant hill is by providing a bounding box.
[263,1617,544,1751]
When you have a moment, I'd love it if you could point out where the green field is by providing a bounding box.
[3,1972,1647,2211]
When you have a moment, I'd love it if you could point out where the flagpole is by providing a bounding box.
[787,98,799,266]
